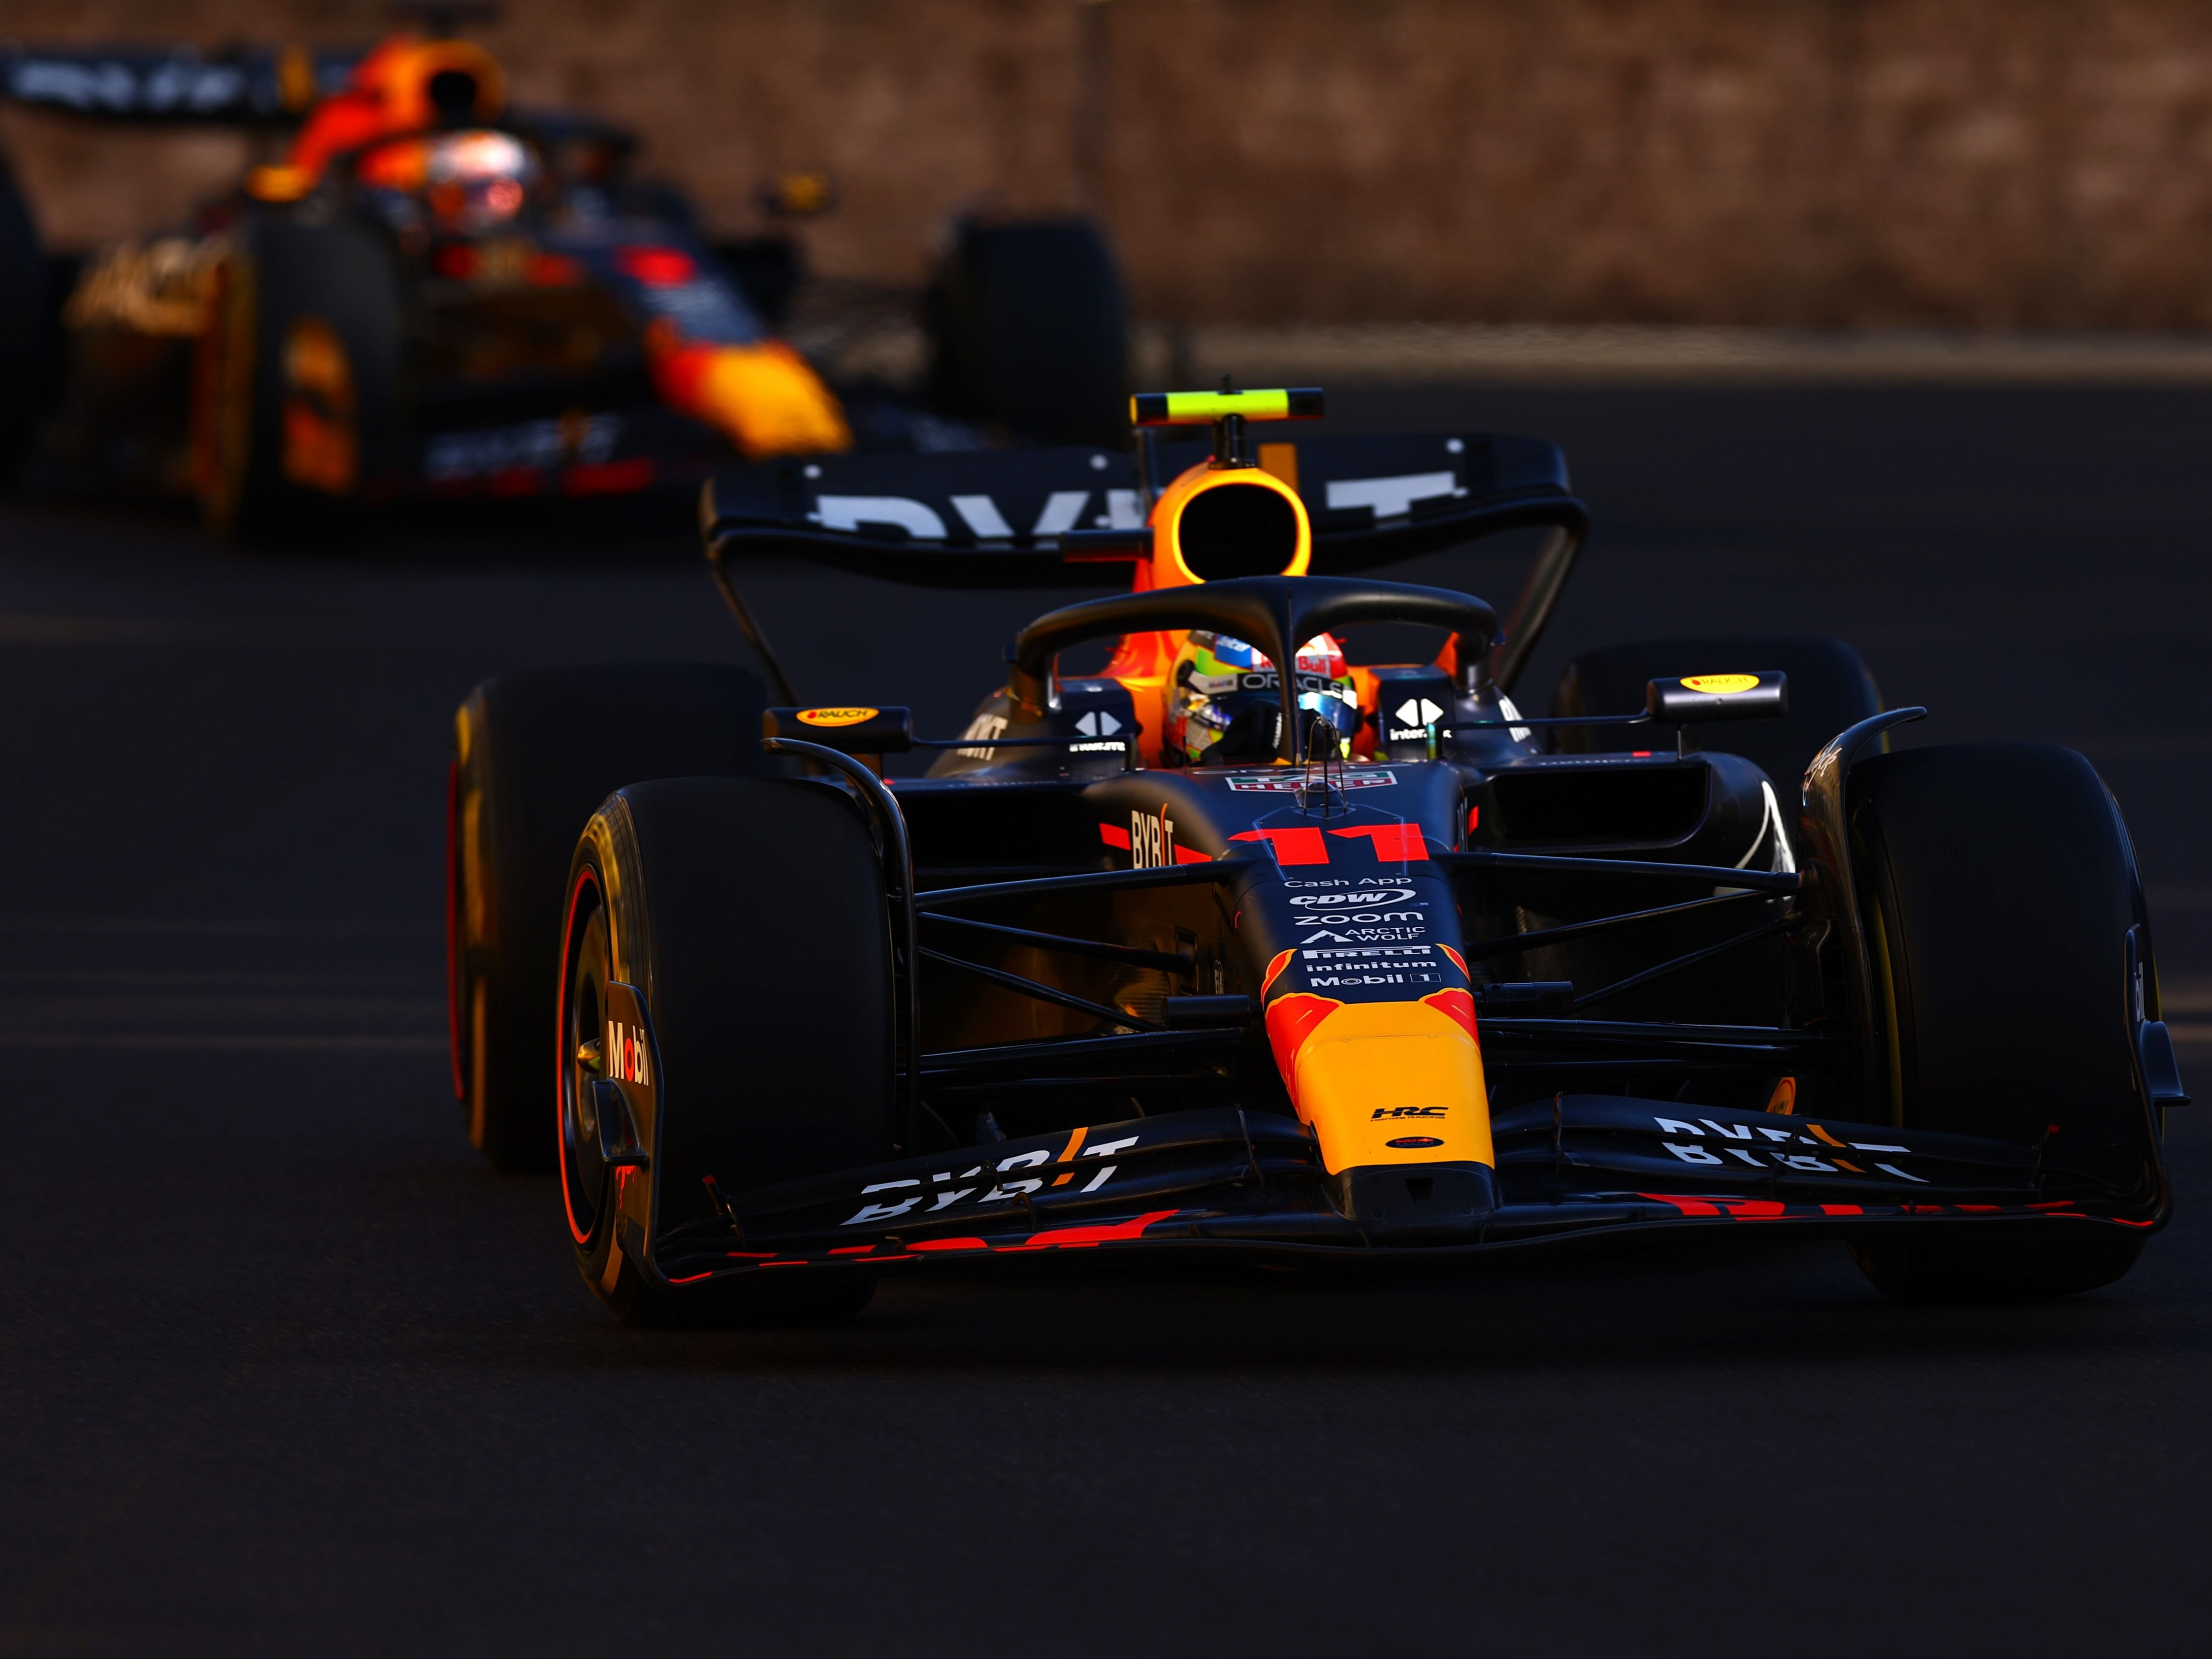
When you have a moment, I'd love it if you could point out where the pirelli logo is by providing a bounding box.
[1301,944,1432,960]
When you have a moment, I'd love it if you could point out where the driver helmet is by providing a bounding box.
[423,130,537,232]
[1165,630,1358,766]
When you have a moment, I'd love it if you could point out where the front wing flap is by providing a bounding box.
[645,1099,2156,1289]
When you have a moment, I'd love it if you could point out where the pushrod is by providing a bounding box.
[1436,848,1800,893]
[1464,887,1777,960]
[918,910,1194,971]
[1569,914,1797,1011]
[920,859,1247,908]
[918,946,1160,1032]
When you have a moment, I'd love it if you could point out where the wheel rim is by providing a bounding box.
[558,867,612,1245]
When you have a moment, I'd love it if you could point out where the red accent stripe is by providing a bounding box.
[1423,988,1478,1043]
[1099,823,1131,849]
[615,245,698,285]
[1639,1193,1723,1215]
[1819,1204,1865,1216]
[564,458,655,495]
[1231,826,1329,865]
[997,1209,1181,1251]
[653,341,715,410]
[1264,993,1344,1108]
[1173,845,1212,864]
[1328,823,1430,861]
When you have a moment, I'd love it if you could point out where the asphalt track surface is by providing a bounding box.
[2,383,2208,1657]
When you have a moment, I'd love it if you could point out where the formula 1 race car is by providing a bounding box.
[0,26,1126,540]
[450,386,2187,1323]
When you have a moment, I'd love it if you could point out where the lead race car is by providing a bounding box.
[451,386,2188,1323]
[0,22,1126,539]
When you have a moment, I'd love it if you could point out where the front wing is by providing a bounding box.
[361,402,720,504]
[642,1098,2160,1291]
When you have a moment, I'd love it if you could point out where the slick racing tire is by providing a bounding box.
[191,213,401,548]
[1848,743,2155,1303]
[926,217,1129,448]
[0,158,53,488]
[451,664,761,1172]
[559,777,894,1326]
[1550,635,1882,795]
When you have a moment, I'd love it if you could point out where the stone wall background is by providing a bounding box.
[6,0,2212,327]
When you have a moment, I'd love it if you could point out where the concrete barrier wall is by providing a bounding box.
[6,0,2212,327]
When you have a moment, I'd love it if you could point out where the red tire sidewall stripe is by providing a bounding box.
[557,861,603,1246]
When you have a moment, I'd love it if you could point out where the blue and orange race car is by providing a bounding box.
[0,26,1126,539]
[449,385,2188,1324]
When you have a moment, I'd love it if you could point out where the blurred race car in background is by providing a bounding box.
[0,23,1129,540]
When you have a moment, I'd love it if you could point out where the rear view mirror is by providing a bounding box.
[1645,672,1788,724]
[762,705,913,753]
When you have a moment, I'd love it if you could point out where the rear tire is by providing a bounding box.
[1848,742,2157,1302]
[450,664,761,1172]
[191,214,401,547]
[560,777,895,1325]
[1551,635,1881,793]
[926,217,1129,448]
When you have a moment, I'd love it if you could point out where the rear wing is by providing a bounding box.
[0,45,361,125]
[700,432,1590,691]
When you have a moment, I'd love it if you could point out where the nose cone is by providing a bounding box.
[1264,992,1493,1173]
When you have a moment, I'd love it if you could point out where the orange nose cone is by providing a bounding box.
[1265,993,1492,1174]
[654,338,851,459]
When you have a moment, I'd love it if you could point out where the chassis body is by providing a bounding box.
[557,419,2179,1301]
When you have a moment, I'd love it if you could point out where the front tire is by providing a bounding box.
[450,664,761,1171]
[1848,742,2160,1302]
[560,776,896,1325]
